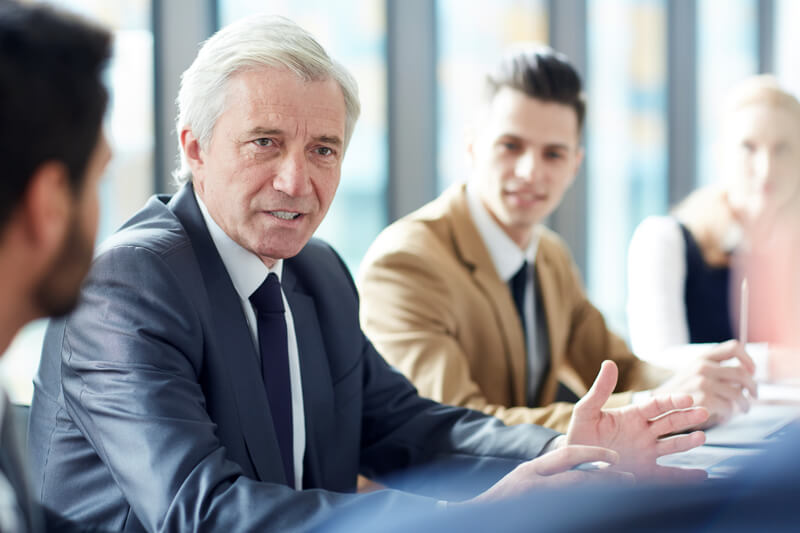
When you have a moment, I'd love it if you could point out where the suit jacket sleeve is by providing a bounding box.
[358,233,582,431]
[56,240,558,531]
[294,243,560,500]
[56,244,445,532]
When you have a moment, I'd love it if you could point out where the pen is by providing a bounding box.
[740,278,748,347]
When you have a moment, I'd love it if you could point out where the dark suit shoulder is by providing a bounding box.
[94,194,190,260]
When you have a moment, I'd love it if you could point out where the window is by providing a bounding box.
[585,0,668,336]
[696,0,758,188]
[219,0,388,275]
[774,0,800,96]
[436,0,548,192]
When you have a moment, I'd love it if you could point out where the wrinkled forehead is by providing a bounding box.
[221,67,346,135]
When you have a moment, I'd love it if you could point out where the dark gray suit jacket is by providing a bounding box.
[27,184,558,532]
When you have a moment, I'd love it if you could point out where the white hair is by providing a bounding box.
[173,15,361,185]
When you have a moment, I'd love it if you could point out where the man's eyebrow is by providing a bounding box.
[545,143,571,151]
[497,133,572,151]
[247,127,282,136]
[313,135,343,147]
[243,128,342,147]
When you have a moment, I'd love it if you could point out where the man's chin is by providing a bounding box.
[36,290,82,319]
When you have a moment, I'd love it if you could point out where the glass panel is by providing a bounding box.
[774,0,800,98]
[586,0,668,337]
[436,0,549,192]
[218,0,388,276]
[0,0,154,404]
[696,0,758,188]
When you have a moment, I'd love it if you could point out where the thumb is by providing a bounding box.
[575,360,618,416]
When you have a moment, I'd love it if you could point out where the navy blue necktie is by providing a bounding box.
[509,261,529,347]
[249,273,294,487]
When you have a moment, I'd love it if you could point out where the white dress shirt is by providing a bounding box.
[627,216,689,359]
[466,183,546,402]
[195,193,305,489]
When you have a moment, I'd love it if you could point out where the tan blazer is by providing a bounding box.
[358,184,670,432]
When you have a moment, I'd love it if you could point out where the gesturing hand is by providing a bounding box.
[566,360,708,481]
[468,444,632,504]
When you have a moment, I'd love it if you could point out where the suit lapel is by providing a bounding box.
[169,184,285,483]
[280,265,334,489]
[446,185,528,407]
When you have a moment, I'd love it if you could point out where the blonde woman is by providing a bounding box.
[627,75,800,359]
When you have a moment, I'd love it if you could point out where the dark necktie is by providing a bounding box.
[249,273,294,488]
[509,261,529,347]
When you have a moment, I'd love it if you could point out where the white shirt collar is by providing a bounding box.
[466,181,539,282]
[194,191,283,299]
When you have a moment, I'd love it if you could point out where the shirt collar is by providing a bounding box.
[466,181,539,282]
[195,190,283,300]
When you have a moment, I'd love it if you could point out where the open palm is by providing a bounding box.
[566,360,708,480]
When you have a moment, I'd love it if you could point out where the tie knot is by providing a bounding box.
[249,273,285,314]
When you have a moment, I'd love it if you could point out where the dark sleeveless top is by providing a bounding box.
[679,222,734,343]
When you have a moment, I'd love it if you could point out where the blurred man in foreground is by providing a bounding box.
[0,2,112,531]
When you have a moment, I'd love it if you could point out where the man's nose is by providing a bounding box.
[515,151,540,182]
[273,150,312,196]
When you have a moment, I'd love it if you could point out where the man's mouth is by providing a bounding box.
[269,211,301,220]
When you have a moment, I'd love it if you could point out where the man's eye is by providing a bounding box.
[254,138,274,147]
[545,151,564,160]
[315,147,334,156]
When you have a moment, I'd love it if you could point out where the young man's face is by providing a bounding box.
[468,87,584,248]
[34,132,111,316]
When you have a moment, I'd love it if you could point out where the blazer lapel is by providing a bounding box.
[446,185,528,407]
[169,184,286,483]
[280,264,334,489]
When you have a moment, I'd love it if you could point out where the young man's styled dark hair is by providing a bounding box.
[485,44,586,130]
[0,0,111,229]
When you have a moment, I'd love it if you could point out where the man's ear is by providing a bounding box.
[181,128,205,191]
[567,146,585,187]
[22,161,72,258]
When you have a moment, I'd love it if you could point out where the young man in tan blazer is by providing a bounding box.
[358,45,756,432]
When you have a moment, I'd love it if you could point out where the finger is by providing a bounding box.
[646,464,708,483]
[649,407,709,437]
[636,393,694,420]
[734,343,757,374]
[654,430,706,456]
[699,365,758,396]
[574,360,618,415]
[533,445,619,476]
[537,468,635,489]
[707,385,750,413]
[584,469,636,485]
[703,340,756,374]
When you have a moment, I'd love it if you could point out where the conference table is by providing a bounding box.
[658,380,800,478]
